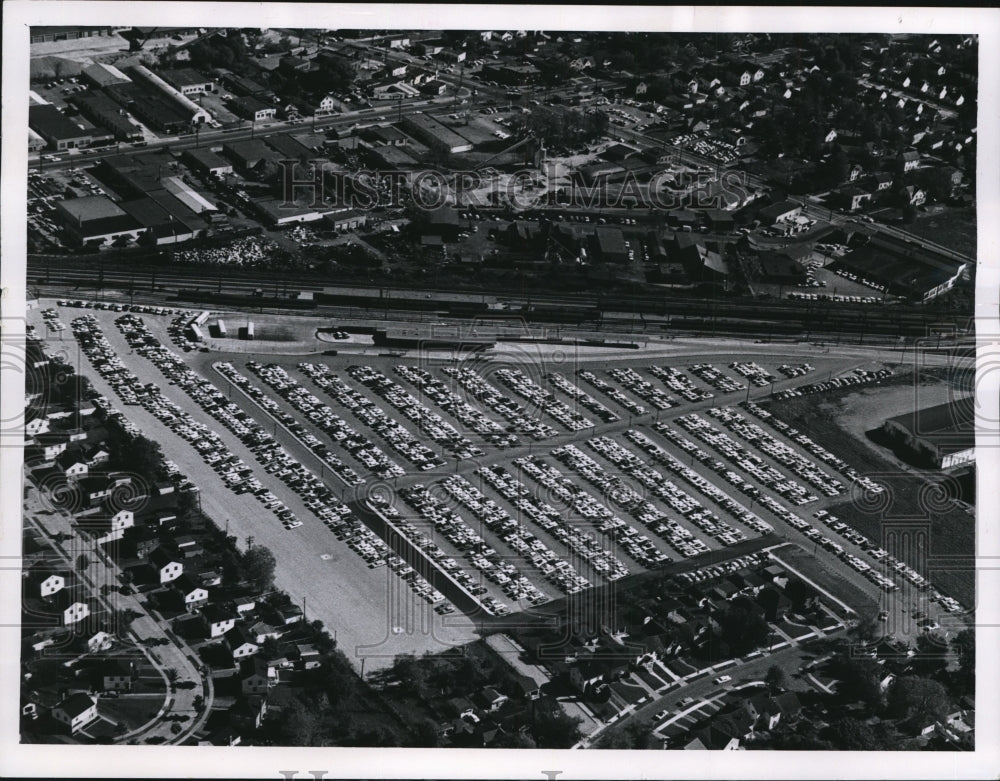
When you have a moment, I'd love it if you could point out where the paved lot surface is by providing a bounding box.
[28,300,971,675]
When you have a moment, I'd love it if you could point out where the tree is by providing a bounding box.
[886,676,949,727]
[260,636,280,659]
[716,598,770,655]
[75,554,90,572]
[242,544,277,592]
[765,665,787,693]
[532,707,582,748]
[165,667,179,684]
[192,695,205,713]
[829,716,878,750]
[951,629,974,695]
[912,633,949,677]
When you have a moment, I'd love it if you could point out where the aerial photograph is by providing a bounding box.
[14,22,978,754]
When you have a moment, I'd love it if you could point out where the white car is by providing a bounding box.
[714,675,732,685]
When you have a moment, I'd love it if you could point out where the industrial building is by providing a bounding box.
[28,104,92,151]
[181,147,234,177]
[882,400,975,469]
[160,68,216,95]
[402,113,473,154]
[104,82,192,135]
[128,64,212,124]
[81,62,131,89]
[54,195,143,246]
[229,95,278,122]
[70,91,144,143]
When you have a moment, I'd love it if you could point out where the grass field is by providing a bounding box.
[764,376,976,609]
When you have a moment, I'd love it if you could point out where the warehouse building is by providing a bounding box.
[160,68,216,95]
[882,400,975,470]
[481,63,542,86]
[128,64,211,124]
[104,82,192,134]
[402,113,473,154]
[229,95,278,122]
[54,195,143,246]
[120,197,200,245]
[81,62,131,89]
[28,128,47,153]
[28,104,92,151]
[181,147,233,177]
[70,91,143,143]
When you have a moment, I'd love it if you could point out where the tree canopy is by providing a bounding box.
[242,544,277,591]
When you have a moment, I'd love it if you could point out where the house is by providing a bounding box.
[77,507,134,544]
[233,596,257,616]
[836,185,873,212]
[871,171,894,192]
[52,693,98,733]
[172,574,209,611]
[174,535,204,558]
[76,631,112,656]
[55,449,89,479]
[225,625,260,659]
[83,444,110,467]
[52,586,91,626]
[239,656,270,694]
[756,586,792,622]
[899,150,921,172]
[510,672,542,701]
[202,604,238,639]
[899,184,926,206]
[102,658,135,691]
[475,687,509,713]
[231,694,268,731]
[275,604,304,625]
[148,546,183,584]
[249,621,282,643]
[26,563,65,598]
[848,163,864,182]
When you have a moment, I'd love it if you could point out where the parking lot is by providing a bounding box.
[35,300,969,663]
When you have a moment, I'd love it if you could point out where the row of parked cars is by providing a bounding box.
[587,435,717,559]
[299,362,439,473]
[677,413,819,507]
[40,308,65,333]
[607,367,676,411]
[546,372,621,423]
[394,364,519,449]
[111,316,306,532]
[689,364,746,394]
[478,463,630,584]
[220,361,365,487]
[393,484,522,616]
[348,365,484,460]
[648,365,714,403]
[577,370,644,416]
[674,552,768,587]
[442,366,560,440]
[707,407,844,498]
[58,300,178,317]
[729,361,777,388]
[550,444,675,568]
[777,363,814,379]
[440,474,590,598]
[627,428,773,540]
[493,367,595,432]
[243,361,391,482]
[770,367,893,400]
[742,400,889,499]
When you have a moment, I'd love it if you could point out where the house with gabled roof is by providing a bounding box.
[52,693,98,733]
[202,603,238,639]
[148,546,183,584]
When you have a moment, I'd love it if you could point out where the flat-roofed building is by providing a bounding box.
[28,104,92,151]
[882,400,975,469]
[181,147,233,177]
[402,113,473,154]
[160,68,215,95]
[54,195,143,246]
